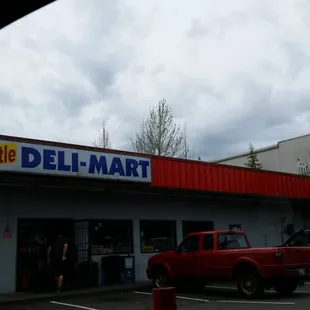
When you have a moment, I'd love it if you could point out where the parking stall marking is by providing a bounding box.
[205,285,310,294]
[215,300,295,305]
[134,291,210,302]
[50,301,99,310]
[205,285,236,290]
[134,290,296,306]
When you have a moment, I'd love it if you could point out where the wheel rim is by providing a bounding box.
[155,274,166,288]
[240,276,256,295]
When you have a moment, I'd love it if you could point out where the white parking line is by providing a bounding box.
[134,291,210,302]
[134,291,295,306]
[205,284,310,294]
[295,291,310,294]
[216,300,295,305]
[50,301,99,310]
[205,285,236,290]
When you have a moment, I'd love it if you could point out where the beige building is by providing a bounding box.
[214,134,310,176]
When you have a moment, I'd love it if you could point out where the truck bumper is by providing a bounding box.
[261,266,310,280]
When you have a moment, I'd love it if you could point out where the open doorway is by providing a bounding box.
[16,218,74,292]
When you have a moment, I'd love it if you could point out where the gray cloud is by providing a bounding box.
[0,0,310,161]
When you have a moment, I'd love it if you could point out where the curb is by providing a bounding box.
[0,283,152,306]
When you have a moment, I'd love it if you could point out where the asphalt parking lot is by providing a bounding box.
[2,283,310,310]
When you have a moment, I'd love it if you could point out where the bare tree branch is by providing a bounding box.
[181,122,190,159]
[93,120,112,149]
[131,99,188,158]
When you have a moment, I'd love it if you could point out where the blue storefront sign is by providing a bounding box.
[0,141,152,183]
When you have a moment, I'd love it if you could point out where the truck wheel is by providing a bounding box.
[237,269,264,298]
[152,269,170,288]
[274,283,297,297]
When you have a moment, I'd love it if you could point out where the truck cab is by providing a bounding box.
[147,230,310,298]
[147,230,250,288]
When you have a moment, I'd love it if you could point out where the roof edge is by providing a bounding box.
[1,134,310,181]
[213,143,278,163]
[0,134,150,158]
[213,133,310,163]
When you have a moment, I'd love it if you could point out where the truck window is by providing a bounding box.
[284,231,310,246]
[203,234,214,250]
[179,235,199,253]
[218,233,249,249]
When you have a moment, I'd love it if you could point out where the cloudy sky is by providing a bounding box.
[1,0,310,160]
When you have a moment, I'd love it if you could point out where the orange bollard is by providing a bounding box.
[153,287,177,310]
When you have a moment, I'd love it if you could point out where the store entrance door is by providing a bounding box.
[16,218,75,292]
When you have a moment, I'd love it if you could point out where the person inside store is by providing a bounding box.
[47,233,68,293]
[65,238,78,290]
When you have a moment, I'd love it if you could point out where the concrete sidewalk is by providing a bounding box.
[0,281,152,305]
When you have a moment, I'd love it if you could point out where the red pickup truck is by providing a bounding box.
[146,230,310,298]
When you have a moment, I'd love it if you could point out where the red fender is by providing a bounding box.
[232,256,263,277]
[152,262,174,279]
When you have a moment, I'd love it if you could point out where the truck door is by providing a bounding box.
[200,233,216,278]
[174,234,201,278]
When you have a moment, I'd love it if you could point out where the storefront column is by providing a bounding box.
[0,207,17,293]
[133,219,143,281]
[176,220,183,245]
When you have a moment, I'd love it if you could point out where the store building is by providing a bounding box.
[1,135,310,294]
[214,134,310,176]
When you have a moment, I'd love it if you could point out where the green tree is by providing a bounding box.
[131,99,187,158]
[245,142,262,169]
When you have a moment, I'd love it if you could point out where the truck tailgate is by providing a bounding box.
[283,247,310,264]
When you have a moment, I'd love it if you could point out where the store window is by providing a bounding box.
[89,220,133,255]
[179,235,200,253]
[140,220,176,253]
[182,220,214,238]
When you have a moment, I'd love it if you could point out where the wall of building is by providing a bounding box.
[278,135,310,175]
[216,148,280,172]
[0,186,306,293]
[0,198,17,295]
[216,135,310,175]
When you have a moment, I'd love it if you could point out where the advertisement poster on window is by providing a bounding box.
[229,224,241,231]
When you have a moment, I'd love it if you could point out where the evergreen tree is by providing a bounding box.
[245,143,262,170]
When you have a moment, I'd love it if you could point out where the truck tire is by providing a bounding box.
[152,269,170,289]
[236,268,265,298]
[274,283,297,297]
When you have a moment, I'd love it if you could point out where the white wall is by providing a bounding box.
[0,187,306,293]
[216,135,310,175]
[278,135,310,175]
[217,148,280,172]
